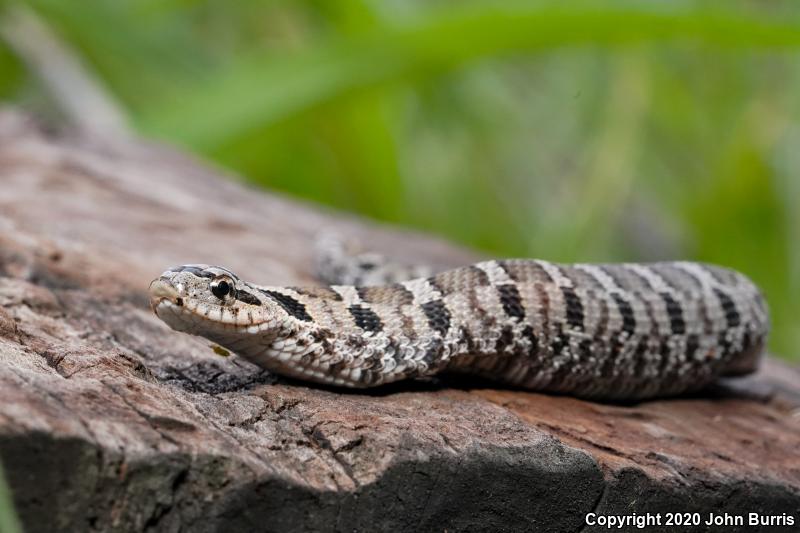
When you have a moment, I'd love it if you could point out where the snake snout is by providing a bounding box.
[149,278,182,310]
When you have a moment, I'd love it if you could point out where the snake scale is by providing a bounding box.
[149,242,768,400]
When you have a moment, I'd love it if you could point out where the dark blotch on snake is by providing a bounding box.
[561,287,584,330]
[497,284,525,320]
[348,304,383,332]
[259,289,313,322]
[421,300,451,336]
[235,290,262,306]
[714,288,741,328]
[611,293,637,337]
[660,292,686,335]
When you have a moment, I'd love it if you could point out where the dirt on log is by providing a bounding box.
[0,109,798,533]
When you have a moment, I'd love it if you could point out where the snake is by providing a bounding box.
[149,242,768,400]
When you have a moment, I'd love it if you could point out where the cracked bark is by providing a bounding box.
[0,109,798,533]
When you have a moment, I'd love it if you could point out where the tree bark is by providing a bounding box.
[0,109,798,532]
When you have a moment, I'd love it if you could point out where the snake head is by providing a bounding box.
[149,265,277,337]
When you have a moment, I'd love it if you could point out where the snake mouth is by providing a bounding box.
[149,279,183,310]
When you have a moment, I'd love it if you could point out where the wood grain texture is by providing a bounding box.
[0,110,797,532]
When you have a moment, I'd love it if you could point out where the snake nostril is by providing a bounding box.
[175,297,184,307]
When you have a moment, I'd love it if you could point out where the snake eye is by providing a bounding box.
[210,277,233,299]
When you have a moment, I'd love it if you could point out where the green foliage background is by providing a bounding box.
[0,0,797,362]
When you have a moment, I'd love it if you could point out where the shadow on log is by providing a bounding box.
[0,110,798,532]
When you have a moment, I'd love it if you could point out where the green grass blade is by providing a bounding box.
[140,1,800,149]
[0,459,21,533]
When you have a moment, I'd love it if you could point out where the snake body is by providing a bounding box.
[149,252,768,400]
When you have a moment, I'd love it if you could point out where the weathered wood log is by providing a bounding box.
[0,109,798,532]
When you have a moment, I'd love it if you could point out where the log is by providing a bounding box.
[0,109,798,533]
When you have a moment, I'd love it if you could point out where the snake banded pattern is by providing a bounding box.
[150,255,768,400]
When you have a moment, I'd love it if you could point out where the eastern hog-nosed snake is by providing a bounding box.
[150,241,768,399]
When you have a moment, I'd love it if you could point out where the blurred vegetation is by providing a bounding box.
[0,458,21,533]
[0,0,798,360]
